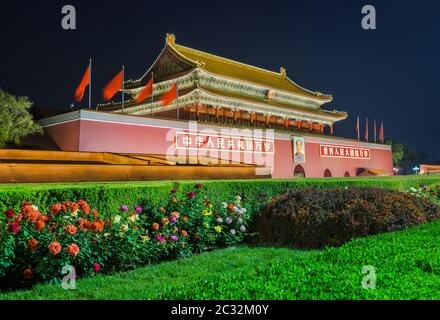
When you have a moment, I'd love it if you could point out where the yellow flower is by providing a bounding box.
[113,215,122,223]
[120,224,129,232]
[140,236,150,242]
[202,209,212,216]
[214,226,222,233]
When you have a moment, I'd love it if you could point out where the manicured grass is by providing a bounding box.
[2,220,439,300]
[0,247,312,300]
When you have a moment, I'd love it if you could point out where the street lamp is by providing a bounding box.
[412,166,420,175]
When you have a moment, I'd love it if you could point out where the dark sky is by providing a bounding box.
[0,0,438,157]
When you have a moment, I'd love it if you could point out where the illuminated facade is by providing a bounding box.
[40,34,392,178]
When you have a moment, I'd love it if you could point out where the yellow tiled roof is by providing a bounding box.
[165,34,333,103]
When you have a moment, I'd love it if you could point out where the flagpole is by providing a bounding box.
[151,72,154,117]
[122,65,125,114]
[89,58,92,110]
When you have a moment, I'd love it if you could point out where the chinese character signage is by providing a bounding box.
[175,131,274,154]
[293,137,305,163]
[320,144,371,159]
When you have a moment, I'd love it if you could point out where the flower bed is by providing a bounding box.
[0,184,250,288]
[407,184,440,205]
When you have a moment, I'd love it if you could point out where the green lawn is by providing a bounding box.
[2,220,439,300]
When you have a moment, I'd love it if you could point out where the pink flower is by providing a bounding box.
[170,216,177,224]
[155,234,166,243]
[135,205,142,214]
[5,209,15,219]
[187,192,196,199]
[119,205,129,212]
[170,235,179,242]
[8,222,20,234]
[93,263,101,272]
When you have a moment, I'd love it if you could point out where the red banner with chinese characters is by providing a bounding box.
[175,131,274,154]
[320,144,371,159]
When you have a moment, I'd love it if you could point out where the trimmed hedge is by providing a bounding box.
[256,188,440,248]
[0,176,439,218]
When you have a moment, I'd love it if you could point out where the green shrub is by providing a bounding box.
[256,187,440,249]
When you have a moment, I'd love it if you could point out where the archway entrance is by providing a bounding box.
[294,165,306,178]
[344,171,351,177]
[324,169,332,178]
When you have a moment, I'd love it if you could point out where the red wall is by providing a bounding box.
[41,112,393,178]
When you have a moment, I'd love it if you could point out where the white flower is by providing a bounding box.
[222,202,228,208]
[230,229,236,236]
[240,225,246,232]
[128,215,137,223]
[104,233,110,238]
[113,215,122,223]
[31,205,39,211]
[233,206,239,213]
[235,195,242,201]
[120,224,129,232]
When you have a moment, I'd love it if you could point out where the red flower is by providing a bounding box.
[65,225,77,235]
[92,209,99,218]
[187,192,196,199]
[171,198,178,203]
[64,201,79,213]
[50,203,62,216]
[28,239,39,251]
[48,242,62,255]
[77,200,90,214]
[93,263,101,272]
[8,222,20,234]
[23,268,33,280]
[170,188,177,194]
[195,184,204,189]
[34,219,45,231]
[66,244,80,257]
[5,208,15,219]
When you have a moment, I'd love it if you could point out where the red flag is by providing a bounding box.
[103,70,123,101]
[161,83,178,106]
[373,119,377,143]
[74,64,90,102]
[379,122,384,143]
[365,118,369,142]
[330,124,334,136]
[136,78,153,104]
[356,116,360,140]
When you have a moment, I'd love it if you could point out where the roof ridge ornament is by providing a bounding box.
[280,67,287,78]
[166,33,176,45]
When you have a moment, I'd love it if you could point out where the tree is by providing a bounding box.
[0,89,42,148]
[385,139,404,167]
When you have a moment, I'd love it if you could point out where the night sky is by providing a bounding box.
[0,0,438,157]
